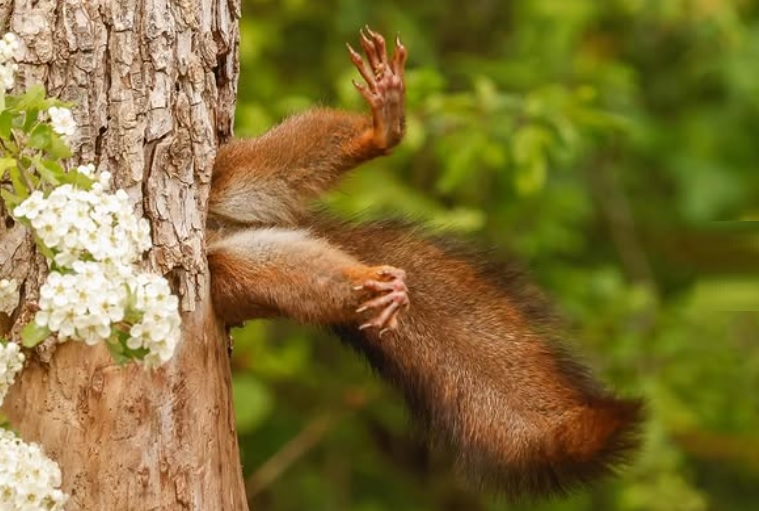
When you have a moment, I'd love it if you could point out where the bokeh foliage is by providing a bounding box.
[230,1,759,509]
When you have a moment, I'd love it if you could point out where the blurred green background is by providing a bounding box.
[229,1,759,510]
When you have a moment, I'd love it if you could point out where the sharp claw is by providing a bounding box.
[360,28,372,47]
[346,42,361,61]
[367,26,382,43]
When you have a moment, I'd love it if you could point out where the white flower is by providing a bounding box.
[0,33,19,63]
[0,62,16,90]
[125,273,181,368]
[97,171,111,188]
[0,32,18,90]
[12,191,44,220]
[75,164,95,178]
[0,429,68,511]
[0,279,19,314]
[47,106,76,141]
[0,342,24,406]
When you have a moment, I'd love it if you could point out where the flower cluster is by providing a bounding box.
[0,342,24,406]
[0,33,18,90]
[0,429,68,511]
[13,169,181,368]
[127,273,181,367]
[13,172,151,268]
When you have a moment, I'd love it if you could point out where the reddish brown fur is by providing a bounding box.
[206,29,642,499]
[208,227,406,327]
[316,219,643,496]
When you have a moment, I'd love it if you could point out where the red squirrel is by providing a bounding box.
[207,27,643,499]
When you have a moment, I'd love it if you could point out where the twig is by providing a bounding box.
[245,390,372,503]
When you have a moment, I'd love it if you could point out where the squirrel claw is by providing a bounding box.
[356,266,409,332]
[347,27,406,150]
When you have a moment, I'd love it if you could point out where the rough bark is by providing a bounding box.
[0,0,247,509]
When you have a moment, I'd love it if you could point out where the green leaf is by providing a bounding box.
[512,124,551,194]
[7,164,29,199]
[32,234,55,260]
[13,84,47,113]
[22,109,39,133]
[0,188,23,210]
[47,134,72,159]
[21,322,51,348]
[121,344,150,362]
[28,123,54,151]
[58,167,94,188]
[437,139,477,194]
[514,154,547,195]
[512,124,551,166]
[33,156,60,185]
[105,335,129,365]
[105,330,152,365]
[36,158,64,176]
[0,157,16,173]
[0,111,14,139]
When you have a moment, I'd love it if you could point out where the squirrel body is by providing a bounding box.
[207,28,642,499]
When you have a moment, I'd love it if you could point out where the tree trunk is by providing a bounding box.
[0,0,248,509]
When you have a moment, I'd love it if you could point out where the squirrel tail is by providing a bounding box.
[466,395,644,497]
[318,218,644,499]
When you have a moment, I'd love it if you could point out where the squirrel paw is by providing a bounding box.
[346,26,407,150]
[354,266,410,334]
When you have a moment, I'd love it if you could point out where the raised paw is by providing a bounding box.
[345,26,407,150]
[354,266,410,334]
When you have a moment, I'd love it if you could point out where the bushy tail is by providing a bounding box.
[514,396,644,497]
[318,218,644,499]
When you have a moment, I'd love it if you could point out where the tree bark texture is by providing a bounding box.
[0,0,247,509]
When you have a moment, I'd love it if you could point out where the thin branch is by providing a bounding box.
[245,390,373,504]
[588,150,657,292]
[245,412,342,501]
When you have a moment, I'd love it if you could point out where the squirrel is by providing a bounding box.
[206,27,643,499]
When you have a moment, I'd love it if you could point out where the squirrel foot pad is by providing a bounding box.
[346,26,407,150]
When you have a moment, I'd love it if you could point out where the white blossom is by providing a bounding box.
[14,181,151,268]
[0,429,68,511]
[0,33,18,62]
[0,32,18,90]
[35,263,128,345]
[126,273,181,368]
[0,342,24,406]
[0,62,16,90]
[46,107,76,141]
[0,279,19,314]
[75,164,95,178]
[14,172,180,367]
